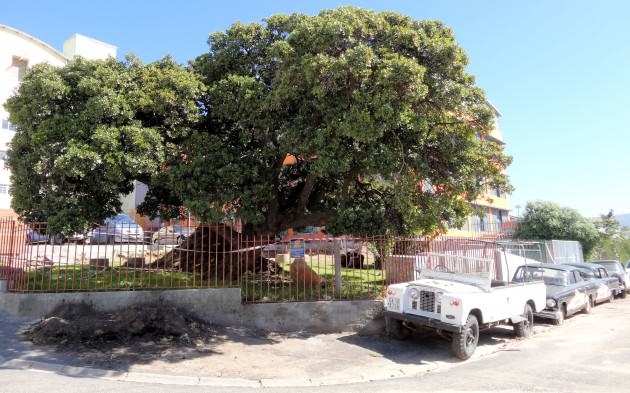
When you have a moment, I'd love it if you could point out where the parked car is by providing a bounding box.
[513,264,595,325]
[87,214,144,244]
[26,230,59,245]
[563,262,620,302]
[592,260,630,298]
[152,225,195,245]
[383,253,545,360]
[26,230,87,245]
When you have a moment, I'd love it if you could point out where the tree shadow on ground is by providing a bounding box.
[0,308,289,376]
[337,325,518,366]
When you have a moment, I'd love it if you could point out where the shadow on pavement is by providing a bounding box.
[0,308,292,377]
[337,325,517,365]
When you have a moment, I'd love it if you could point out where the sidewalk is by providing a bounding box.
[0,309,553,388]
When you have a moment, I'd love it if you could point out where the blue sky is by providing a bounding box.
[3,1,629,218]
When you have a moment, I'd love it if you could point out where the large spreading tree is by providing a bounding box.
[6,7,512,237]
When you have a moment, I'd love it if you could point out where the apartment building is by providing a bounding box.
[448,103,512,237]
[0,25,116,215]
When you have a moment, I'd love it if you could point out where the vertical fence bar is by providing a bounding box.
[333,239,341,297]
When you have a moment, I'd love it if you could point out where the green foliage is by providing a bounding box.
[513,201,599,256]
[150,6,512,235]
[5,56,202,234]
[591,210,630,262]
[6,7,512,237]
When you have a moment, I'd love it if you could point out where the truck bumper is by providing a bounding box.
[534,309,563,321]
[383,311,462,333]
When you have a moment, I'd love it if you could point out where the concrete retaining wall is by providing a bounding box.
[0,282,384,334]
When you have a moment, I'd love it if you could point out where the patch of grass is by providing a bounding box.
[24,265,219,291]
[243,254,386,302]
[19,254,387,302]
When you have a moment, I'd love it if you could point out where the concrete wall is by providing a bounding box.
[0,283,384,334]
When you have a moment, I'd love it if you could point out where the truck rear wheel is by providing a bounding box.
[514,304,534,338]
[451,314,479,360]
[385,317,411,340]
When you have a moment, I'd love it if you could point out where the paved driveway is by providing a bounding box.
[1,297,630,392]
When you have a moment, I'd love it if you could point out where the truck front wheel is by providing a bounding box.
[451,314,479,360]
[514,304,534,338]
[385,317,411,340]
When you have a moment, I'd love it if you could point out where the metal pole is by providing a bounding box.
[334,239,341,293]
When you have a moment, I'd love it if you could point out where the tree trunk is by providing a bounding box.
[150,224,279,282]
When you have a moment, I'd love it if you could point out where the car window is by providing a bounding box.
[581,270,593,279]
[598,268,608,278]
[513,266,567,285]
[573,271,583,283]
[568,271,577,284]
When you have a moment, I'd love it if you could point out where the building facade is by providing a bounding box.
[447,103,512,237]
[0,25,116,215]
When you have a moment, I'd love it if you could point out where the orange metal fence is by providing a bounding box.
[0,218,507,302]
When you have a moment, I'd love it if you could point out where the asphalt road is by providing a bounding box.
[1,298,630,393]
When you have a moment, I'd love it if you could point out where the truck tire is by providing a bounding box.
[514,304,534,338]
[451,314,479,360]
[385,317,411,340]
[620,287,627,299]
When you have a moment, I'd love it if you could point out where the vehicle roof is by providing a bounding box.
[591,260,621,264]
[526,263,575,271]
[562,263,601,271]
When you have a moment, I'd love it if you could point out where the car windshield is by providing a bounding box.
[514,266,568,286]
[597,262,622,272]
[106,214,137,224]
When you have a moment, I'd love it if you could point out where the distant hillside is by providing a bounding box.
[616,214,630,227]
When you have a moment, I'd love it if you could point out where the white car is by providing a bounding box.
[383,253,546,360]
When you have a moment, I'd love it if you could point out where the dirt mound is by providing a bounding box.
[23,302,214,347]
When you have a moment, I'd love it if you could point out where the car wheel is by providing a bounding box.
[452,314,479,360]
[583,297,593,314]
[385,317,411,340]
[620,286,627,299]
[552,305,566,326]
[514,304,534,338]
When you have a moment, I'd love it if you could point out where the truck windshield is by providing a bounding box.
[419,253,494,288]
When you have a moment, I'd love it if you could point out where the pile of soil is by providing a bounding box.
[23,302,216,347]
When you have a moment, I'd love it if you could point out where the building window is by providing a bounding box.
[1,120,17,131]
[10,56,28,82]
[0,184,9,194]
[422,179,434,194]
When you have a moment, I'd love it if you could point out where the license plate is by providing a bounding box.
[387,297,400,311]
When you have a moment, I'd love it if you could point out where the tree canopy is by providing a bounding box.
[5,7,512,236]
[513,201,599,256]
[591,210,630,261]
[5,56,202,234]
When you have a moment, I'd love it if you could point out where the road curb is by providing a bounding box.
[0,358,262,387]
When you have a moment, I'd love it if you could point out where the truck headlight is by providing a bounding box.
[546,298,557,308]
[409,288,419,299]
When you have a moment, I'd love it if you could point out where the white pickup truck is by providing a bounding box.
[383,253,546,360]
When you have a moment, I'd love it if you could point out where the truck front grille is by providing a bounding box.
[419,290,436,312]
